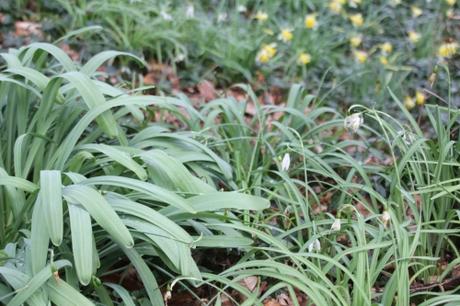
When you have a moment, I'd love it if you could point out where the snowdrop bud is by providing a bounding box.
[308,239,321,252]
[185,5,194,18]
[281,153,291,171]
[344,113,363,132]
[217,13,228,22]
[237,5,247,13]
[331,218,341,231]
[160,11,173,21]
[382,211,391,227]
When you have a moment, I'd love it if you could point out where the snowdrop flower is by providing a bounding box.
[160,11,173,21]
[237,5,247,13]
[281,153,291,171]
[174,53,185,62]
[185,5,194,18]
[344,113,363,133]
[382,211,391,228]
[331,218,341,231]
[217,13,228,23]
[308,239,321,252]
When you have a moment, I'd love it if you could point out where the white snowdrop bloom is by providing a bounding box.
[186,5,194,18]
[382,211,391,227]
[344,113,363,132]
[308,239,321,252]
[237,5,247,13]
[331,218,341,231]
[160,11,173,21]
[174,53,185,62]
[281,153,291,171]
[217,13,228,22]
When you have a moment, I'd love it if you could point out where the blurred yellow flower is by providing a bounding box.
[404,96,415,110]
[408,31,421,44]
[411,6,423,18]
[350,13,364,27]
[379,56,388,65]
[263,28,274,36]
[446,0,456,5]
[256,43,277,63]
[380,42,393,53]
[255,11,268,22]
[354,50,368,63]
[415,91,425,105]
[329,0,343,14]
[438,42,458,58]
[278,28,293,42]
[298,52,312,65]
[305,14,317,29]
[350,35,362,47]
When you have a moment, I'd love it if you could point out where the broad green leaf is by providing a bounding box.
[68,204,93,285]
[104,283,135,306]
[30,197,50,274]
[141,149,214,194]
[120,246,164,306]
[192,236,253,248]
[63,185,134,248]
[81,51,146,75]
[81,176,195,213]
[79,144,147,180]
[40,170,63,246]
[46,279,95,306]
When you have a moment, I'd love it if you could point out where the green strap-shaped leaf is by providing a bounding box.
[40,170,63,246]
[46,279,95,306]
[0,175,38,192]
[63,185,134,248]
[31,197,50,274]
[79,144,147,180]
[5,260,71,306]
[120,246,164,306]
[163,192,269,215]
[81,51,146,75]
[104,283,135,306]
[68,204,94,285]
[141,150,215,194]
[81,176,195,213]
[60,72,119,138]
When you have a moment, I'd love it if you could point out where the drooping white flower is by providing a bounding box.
[344,113,363,133]
[382,211,391,228]
[331,218,341,231]
[185,5,194,18]
[217,13,228,22]
[281,153,291,171]
[160,11,173,21]
[308,239,321,252]
[237,5,247,13]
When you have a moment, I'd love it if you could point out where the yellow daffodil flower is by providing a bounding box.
[255,11,268,22]
[354,50,368,63]
[278,28,293,42]
[305,14,317,29]
[438,42,458,58]
[298,52,312,65]
[416,91,425,105]
[408,31,421,44]
[404,96,415,110]
[411,6,423,18]
[350,13,364,27]
[380,42,393,54]
[350,35,362,47]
